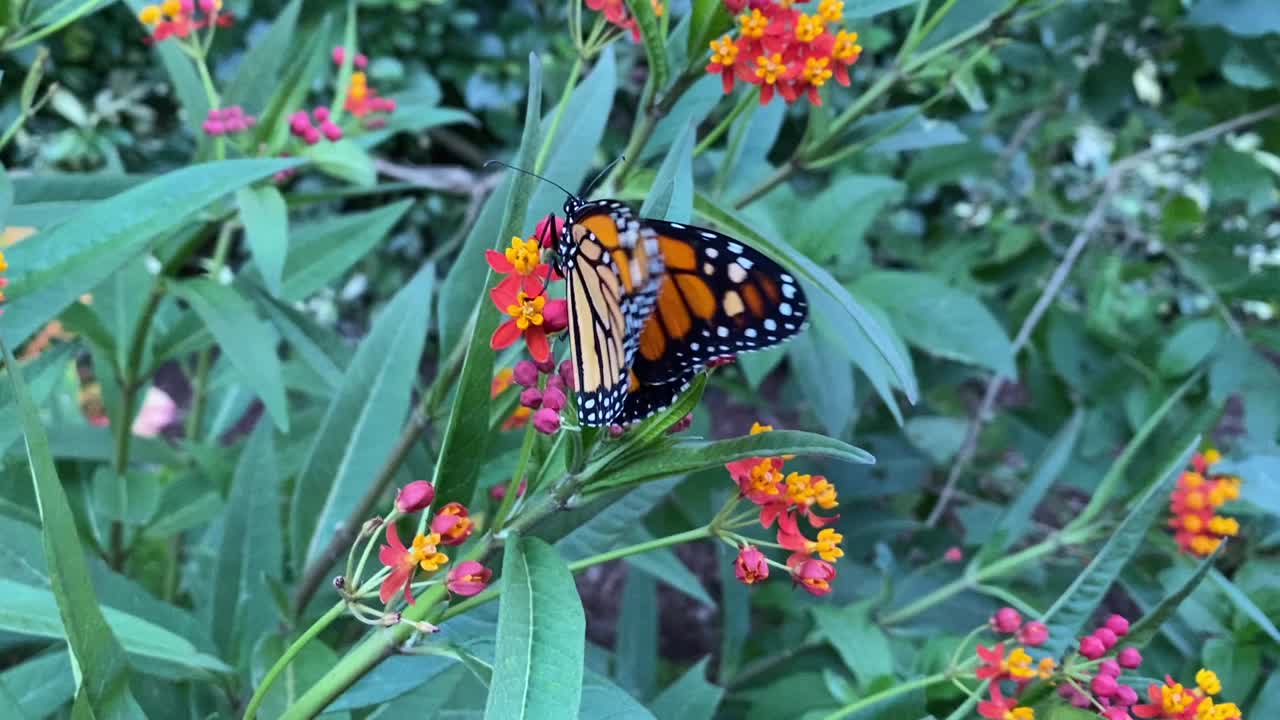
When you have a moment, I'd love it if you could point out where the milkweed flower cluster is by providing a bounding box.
[0,250,8,313]
[137,0,232,42]
[705,0,863,105]
[724,423,843,596]
[488,220,569,364]
[289,106,344,145]
[1169,448,1241,556]
[509,358,573,436]
[1133,669,1243,720]
[583,0,663,41]
[332,48,397,124]
[371,480,487,606]
[201,106,255,136]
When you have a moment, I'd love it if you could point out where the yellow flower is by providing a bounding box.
[1204,448,1222,465]
[755,53,786,85]
[1208,702,1242,720]
[1161,683,1196,714]
[1009,708,1034,720]
[506,291,547,330]
[795,13,824,42]
[738,9,767,39]
[1006,646,1036,680]
[649,0,664,16]
[818,0,843,22]
[833,30,861,62]
[802,57,832,87]
[1036,656,1056,679]
[811,528,843,562]
[750,422,773,434]
[504,235,541,275]
[138,5,162,23]
[811,477,838,509]
[1190,535,1221,556]
[161,0,181,16]
[709,35,739,67]
[1182,513,1204,532]
[410,533,449,572]
[1196,668,1222,696]
[1208,516,1239,536]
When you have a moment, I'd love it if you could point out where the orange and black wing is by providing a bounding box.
[559,201,665,426]
[614,219,807,425]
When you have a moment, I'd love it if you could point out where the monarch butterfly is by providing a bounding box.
[547,194,808,427]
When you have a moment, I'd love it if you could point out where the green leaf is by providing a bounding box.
[237,186,290,297]
[623,0,669,94]
[1041,706,1102,720]
[987,409,1084,554]
[0,338,143,715]
[0,344,76,455]
[256,291,350,389]
[280,199,412,301]
[291,264,434,568]
[789,175,904,262]
[1187,0,1280,37]
[303,139,377,187]
[251,632,349,720]
[693,194,919,402]
[615,570,658,698]
[484,536,586,720]
[556,478,680,562]
[642,76,721,162]
[223,0,302,113]
[1,650,75,719]
[580,671,656,719]
[123,0,207,137]
[172,279,290,432]
[845,0,916,18]
[852,270,1015,377]
[1124,544,1224,650]
[1,158,298,347]
[586,430,873,494]
[650,657,723,720]
[1208,567,1280,645]
[686,0,733,61]
[1041,435,1201,658]
[211,423,283,669]
[437,186,509,351]
[1156,318,1223,377]
[0,165,12,226]
[623,544,714,606]
[813,602,894,687]
[640,121,695,223]
[812,290,907,425]
[254,19,331,154]
[791,332,855,436]
[433,53,543,510]
[355,100,475,149]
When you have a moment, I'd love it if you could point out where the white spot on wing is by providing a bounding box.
[727,242,744,254]
[727,263,748,283]
[780,303,792,316]
[705,248,719,259]
[764,319,777,331]
[716,326,729,337]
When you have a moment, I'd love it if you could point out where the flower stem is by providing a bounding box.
[534,56,585,174]
[492,422,538,532]
[243,601,347,720]
[693,88,757,157]
[820,672,951,720]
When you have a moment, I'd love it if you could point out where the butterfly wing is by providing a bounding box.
[612,220,808,425]
[560,201,665,426]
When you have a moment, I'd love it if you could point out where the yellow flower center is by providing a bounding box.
[1196,669,1222,696]
[750,422,773,434]
[834,30,862,61]
[504,235,542,275]
[749,460,782,496]
[161,0,182,16]
[818,0,843,22]
[349,72,369,102]
[809,528,843,562]
[506,292,547,330]
[755,53,786,84]
[803,57,833,86]
[138,5,162,23]
[1190,535,1221,556]
[795,14,824,42]
[1162,684,1195,714]
[739,9,767,39]
[1208,516,1239,536]
[709,35,739,66]
[1005,708,1034,720]
[1182,513,1204,532]
[410,533,449,572]
[811,477,838,509]
[1005,647,1036,680]
[1037,657,1056,679]
[1204,448,1221,465]
[649,0,664,16]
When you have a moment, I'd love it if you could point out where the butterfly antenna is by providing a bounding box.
[583,155,625,197]
[484,160,577,200]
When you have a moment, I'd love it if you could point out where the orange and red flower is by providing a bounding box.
[1169,448,1241,556]
[977,684,1034,720]
[1132,670,1241,720]
[788,556,835,596]
[734,546,769,584]
[431,502,475,546]
[377,524,449,605]
[446,561,492,597]
[137,0,232,43]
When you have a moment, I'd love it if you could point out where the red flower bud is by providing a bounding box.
[1099,659,1121,677]
[534,356,557,374]
[1094,626,1118,649]
[513,360,539,387]
[1114,684,1138,706]
[559,359,575,389]
[532,407,561,435]
[536,214,565,248]
[519,387,543,409]
[1092,673,1118,697]
[734,546,769,584]
[541,386,567,412]
[394,480,435,513]
[1016,620,1048,646]
[1117,647,1142,669]
[790,558,835,596]
[1104,614,1130,636]
[446,561,491,596]
[1079,635,1106,659]
[943,546,963,562]
[542,299,569,333]
[431,502,473,546]
[990,607,1022,634]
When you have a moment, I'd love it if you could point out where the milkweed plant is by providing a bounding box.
[0,0,1277,718]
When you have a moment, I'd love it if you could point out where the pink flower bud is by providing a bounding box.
[394,480,435,513]
[321,121,343,141]
[519,387,543,409]
[225,118,246,133]
[1103,710,1132,720]
[1099,659,1121,677]
[943,546,963,562]
[1105,614,1130,636]
[609,424,625,437]
[734,546,769,584]
[202,120,225,136]
[446,561,491,596]
[542,298,569,333]
[536,214,565,247]
[544,373,563,392]
[532,407,560,435]
[1092,673,1118,697]
[180,0,194,12]
[1079,635,1106,659]
[303,128,321,145]
[558,359,574,389]
[383,98,397,112]
[667,412,693,434]
[1114,684,1138,706]
[1094,627,1118,649]
[197,0,216,12]
[313,106,331,123]
[331,46,346,64]
[355,52,369,69]
[513,360,539,387]
[534,356,556,374]
[541,386,567,412]
[1058,683,1089,707]
[1117,647,1142,669]
[990,607,1022,634]
[1016,620,1048,646]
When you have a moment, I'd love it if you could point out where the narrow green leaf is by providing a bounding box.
[587,430,873,494]
[223,0,302,113]
[0,165,12,225]
[0,344,76,455]
[237,186,290,297]
[437,186,509,351]
[0,158,299,347]
[123,0,207,137]
[434,53,542,510]
[211,423,283,668]
[255,19,331,153]
[1,650,75,719]
[616,570,658,699]
[484,536,586,720]
[813,602,894,687]
[0,338,142,715]
[693,194,919,402]
[686,0,733,60]
[280,199,412,301]
[987,409,1084,554]
[355,102,475,149]
[845,0,917,18]
[650,657,724,720]
[251,632,349,720]
[303,139,377,187]
[292,265,434,568]
[1156,318,1223,377]
[1041,436,1201,658]
[172,279,290,432]
[556,478,680,562]
[1124,544,1224,650]
[580,671,656,719]
[624,546,714,606]
[256,290,350,389]
[624,0,669,93]
[1208,567,1280,644]
[640,121,695,223]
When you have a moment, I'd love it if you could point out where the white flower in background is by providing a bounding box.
[131,386,177,438]
[1241,300,1275,321]
[1072,124,1114,179]
[1133,59,1163,106]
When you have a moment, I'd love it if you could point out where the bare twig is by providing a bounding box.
[924,102,1280,527]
